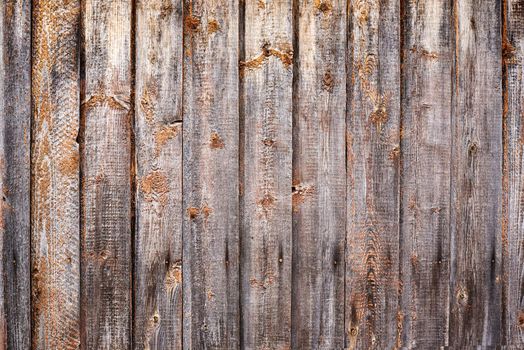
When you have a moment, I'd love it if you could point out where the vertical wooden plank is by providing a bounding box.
[31,0,81,348]
[291,0,346,348]
[0,1,31,349]
[449,0,503,347]
[399,1,452,348]
[134,0,183,349]
[182,0,239,348]
[80,0,133,348]
[503,0,524,347]
[346,0,401,348]
[240,0,293,348]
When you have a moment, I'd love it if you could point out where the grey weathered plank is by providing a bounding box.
[346,0,401,348]
[80,1,133,348]
[0,1,31,349]
[449,0,503,347]
[291,0,346,348]
[240,0,293,348]
[31,0,81,348]
[182,0,240,348]
[503,0,524,347]
[399,1,452,348]
[134,0,183,349]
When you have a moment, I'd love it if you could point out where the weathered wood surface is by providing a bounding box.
[346,0,400,348]
[504,0,524,347]
[80,0,133,348]
[0,1,31,349]
[31,0,81,348]
[182,0,240,348]
[399,1,452,348]
[292,1,346,348]
[240,0,293,348]
[134,1,183,349]
[1,1,524,348]
[449,0,503,347]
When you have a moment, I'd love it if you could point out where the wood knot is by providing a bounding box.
[322,70,334,92]
[208,19,219,34]
[187,207,200,219]
[185,15,200,32]
[210,132,225,149]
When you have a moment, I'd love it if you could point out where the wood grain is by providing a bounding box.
[134,0,183,349]
[291,0,346,348]
[182,0,240,348]
[0,1,31,349]
[240,0,293,348]
[346,0,401,348]
[399,1,453,348]
[31,0,81,348]
[503,0,524,347]
[449,0,503,347]
[80,1,133,348]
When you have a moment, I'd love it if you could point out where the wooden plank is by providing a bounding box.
[449,0,503,347]
[182,0,240,348]
[31,0,81,348]
[80,0,133,348]
[291,1,346,348]
[134,0,183,349]
[0,1,31,349]
[345,0,401,348]
[503,0,524,347]
[399,1,452,348]
[239,0,293,348]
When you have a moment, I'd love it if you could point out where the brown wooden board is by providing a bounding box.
[399,1,453,348]
[31,0,81,348]
[0,1,31,349]
[182,0,240,348]
[134,0,184,349]
[449,0,503,347]
[80,0,133,348]
[239,0,293,348]
[346,0,401,348]
[291,0,346,348]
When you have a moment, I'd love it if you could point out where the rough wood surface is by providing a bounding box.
[80,1,133,348]
[31,0,81,348]
[449,0,503,347]
[134,0,183,349]
[346,0,401,348]
[399,1,452,348]
[504,0,524,347]
[182,0,240,348]
[291,1,346,348]
[0,1,31,349]
[239,0,293,348]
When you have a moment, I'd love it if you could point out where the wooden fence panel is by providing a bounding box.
[134,1,183,349]
[399,1,453,348]
[182,0,240,348]
[31,1,81,348]
[0,1,31,349]
[346,0,401,348]
[240,0,293,349]
[449,0,503,347]
[504,0,524,347]
[291,1,346,348]
[80,0,133,348]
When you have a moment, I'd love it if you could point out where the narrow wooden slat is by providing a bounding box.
[134,0,183,348]
[182,0,240,348]
[291,1,346,348]
[449,0,503,347]
[80,1,133,348]
[399,1,452,348]
[31,0,81,348]
[346,0,401,348]
[0,1,31,348]
[503,0,524,347]
[240,0,293,348]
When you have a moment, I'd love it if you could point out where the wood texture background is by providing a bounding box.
[0,0,523,349]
